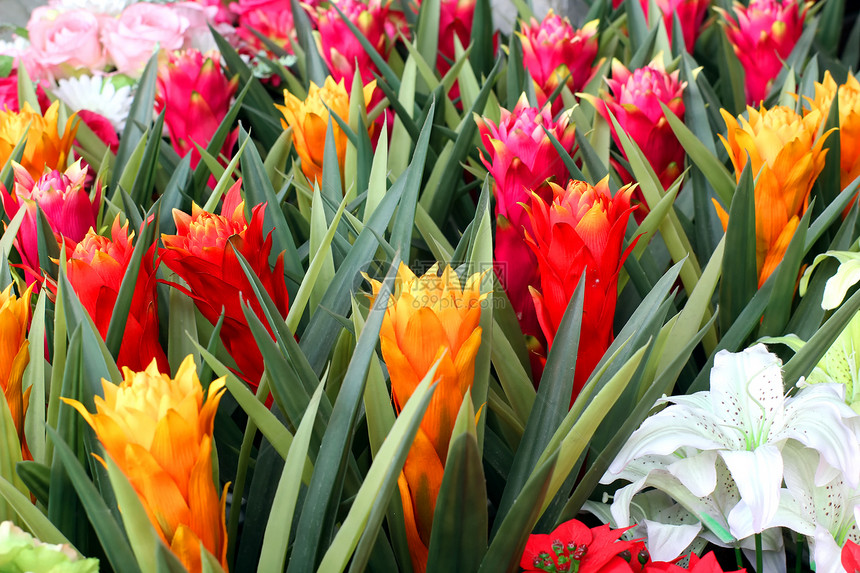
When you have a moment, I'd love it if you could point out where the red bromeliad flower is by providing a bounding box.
[2,160,100,286]
[160,181,289,390]
[596,59,686,206]
[843,539,860,572]
[524,178,636,401]
[476,97,575,376]
[317,0,390,86]
[612,0,710,50]
[644,552,746,572]
[156,49,239,169]
[518,12,599,115]
[521,519,645,573]
[64,217,168,373]
[719,0,807,105]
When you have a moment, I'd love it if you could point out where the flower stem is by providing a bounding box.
[735,546,743,569]
[756,533,763,572]
[796,533,803,573]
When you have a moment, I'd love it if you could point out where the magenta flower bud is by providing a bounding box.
[156,49,239,169]
[2,159,100,285]
[720,0,807,105]
[317,0,391,85]
[594,59,687,204]
[518,13,599,114]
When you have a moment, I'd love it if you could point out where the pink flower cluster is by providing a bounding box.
[25,1,219,80]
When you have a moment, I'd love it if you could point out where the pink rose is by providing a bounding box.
[101,3,189,76]
[26,7,107,79]
[171,2,221,51]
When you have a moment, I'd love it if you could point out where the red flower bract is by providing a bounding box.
[524,178,636,402]
[843,539,860,572]
[521,519,640,573]
[64,217,168,373]
[160,181,289,389]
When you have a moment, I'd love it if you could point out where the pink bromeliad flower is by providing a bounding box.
[518,12,599,115]
[613,0,710,50]
[719,0,807,105]
[592,59,686,215]
[2,160,100,285]
[476,97,575,380]
[156,49,239,168]
[317,0,390,86]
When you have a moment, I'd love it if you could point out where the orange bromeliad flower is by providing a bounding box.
[369,263,485,573]
[0,101,77,179]
[718,104,830,286]
[806,70,860,192]
[0,284,32,461]
[62,355,228,573]
[275,76,375,187]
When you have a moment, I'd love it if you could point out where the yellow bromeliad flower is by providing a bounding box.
[275,76,375,187]
[0,285,32,462]
[369,263,485,573]
[806,70,860,191]
[62,356,228,573]
[0,101,77,180]
[717,104,830,286]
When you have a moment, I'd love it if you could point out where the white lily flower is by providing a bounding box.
[605,344,860,538]
[771,443,860,573]
[52,74,134,133]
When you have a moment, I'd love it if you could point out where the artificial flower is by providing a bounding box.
[2,159,99,285]
[63,217,169,372]
[518,13,599,115]
[160,181,289,390]
[476,96,575,370]
[62,355,228,573]
[0,285,32,462]
[644,551,746,572]
[317,0,390,86]
[276,76,375,187]
[524,178,636,400]
[612,0,711,50]
[593,59,686,197]
[101,2,190,77]
[717,104,830,286]
[0,520,98,572]
[805,70,860,193]
[775,444,860,573]
[52,74,134,133]
[156,49,239,168]
[369,263,485,573]
[605,345,860,538]
[230,0,297,53]
[843,539,860,572]
[25,6,107,80]
[520,518,645,573]
[0,101,78,180]
[719,0,807,105]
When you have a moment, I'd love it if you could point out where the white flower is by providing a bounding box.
[605,345,860,538]
[584,489,706,562]
[52,74,133,132]
[770,444,860,573]
[0,36,30,59]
